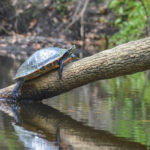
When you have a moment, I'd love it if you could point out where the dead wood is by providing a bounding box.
[0,37,150,101]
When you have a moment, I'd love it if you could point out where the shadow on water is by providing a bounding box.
[0,100,147,150]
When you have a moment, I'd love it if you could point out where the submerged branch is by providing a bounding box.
[1,37,150,100]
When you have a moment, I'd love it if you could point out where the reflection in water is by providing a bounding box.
[0,55,150,149]
[0,100,147,150]
[44,73,150,148]
[13,123,57,150]
[0,105,24,150]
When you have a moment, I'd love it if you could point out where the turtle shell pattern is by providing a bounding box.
[14,47,70,81]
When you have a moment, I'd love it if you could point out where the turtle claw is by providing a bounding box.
[58,71,62,79]
[11,91,19,101]
[11,103,20,124]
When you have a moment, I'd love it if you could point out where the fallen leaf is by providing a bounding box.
[32,43,42,50]
[29,19,37,29]
[0,44,7,47]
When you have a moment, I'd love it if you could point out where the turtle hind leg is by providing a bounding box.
[11,78,25,100]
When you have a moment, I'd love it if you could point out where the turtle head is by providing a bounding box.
[68,45,76,56]
[68,45,80,59]
[62,45,78,60]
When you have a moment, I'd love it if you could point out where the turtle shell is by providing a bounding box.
[14,47,70,81]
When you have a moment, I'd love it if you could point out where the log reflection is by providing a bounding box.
[0,100,147,150]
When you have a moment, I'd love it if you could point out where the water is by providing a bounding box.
[0,56,149,149]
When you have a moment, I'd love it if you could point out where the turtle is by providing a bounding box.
[11,45,76,99]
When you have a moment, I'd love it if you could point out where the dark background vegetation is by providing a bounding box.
[0,0,149,56]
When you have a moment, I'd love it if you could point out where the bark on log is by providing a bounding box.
[1,37,150,101]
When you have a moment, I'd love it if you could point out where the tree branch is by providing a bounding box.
[1,37,150,100]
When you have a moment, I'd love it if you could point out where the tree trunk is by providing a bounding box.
[1,37,150,100]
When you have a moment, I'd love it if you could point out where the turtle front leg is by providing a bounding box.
[11,78,25,100]
[58,59,64,79]
[58,51,72,79]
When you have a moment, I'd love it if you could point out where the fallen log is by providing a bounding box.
[0,37,150,100]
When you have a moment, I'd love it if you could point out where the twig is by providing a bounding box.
[72,1,83,21]
[80,0,89,42]
[60,0,89,34]
[139,0,150,36]
[53,1,83,34]
[104,0,111,9]
[0,25,10,35]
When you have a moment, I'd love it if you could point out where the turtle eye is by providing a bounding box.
[40,66,45,71]
[46,63,52,68]
[54,60,58,65]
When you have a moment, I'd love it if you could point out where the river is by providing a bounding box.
[0,55,149,150]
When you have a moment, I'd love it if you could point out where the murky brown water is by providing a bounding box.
[0,56,150,150]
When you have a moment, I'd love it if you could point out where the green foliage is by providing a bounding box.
[109,0,150,46]
[55,0,74,15]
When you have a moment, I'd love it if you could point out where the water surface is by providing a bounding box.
[0,56,149,150]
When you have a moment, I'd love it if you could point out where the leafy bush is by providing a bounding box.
[109,0,150,46]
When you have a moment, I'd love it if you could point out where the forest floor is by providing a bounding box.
[0,0,117,59]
